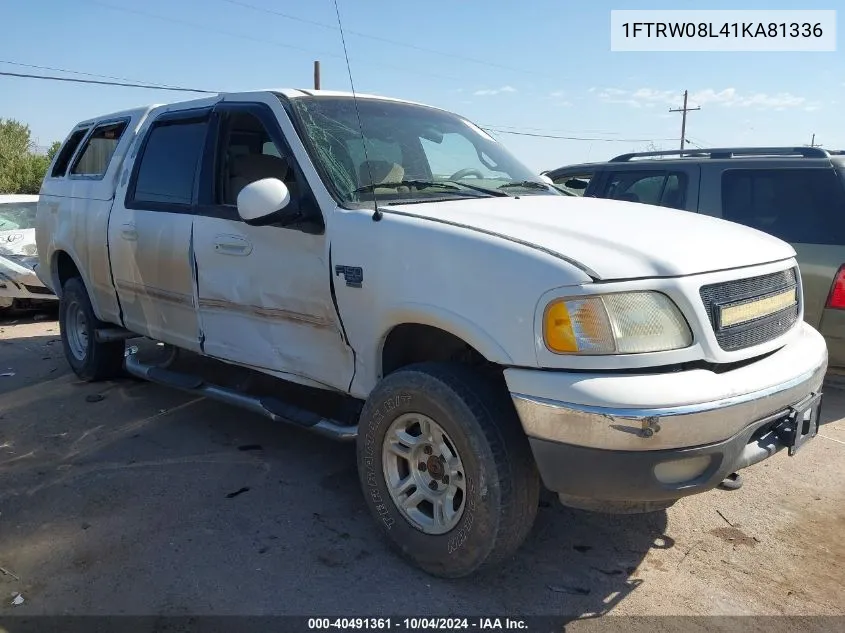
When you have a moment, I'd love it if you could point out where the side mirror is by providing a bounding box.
[236,178,294,226]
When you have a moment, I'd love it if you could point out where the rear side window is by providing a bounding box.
[721,168,845,245]
[603,170,688,208]
[70,120,129,177]
[50,128,89,177]
[130,118,208,206]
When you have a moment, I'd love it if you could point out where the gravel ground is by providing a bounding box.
[0,309,843,622]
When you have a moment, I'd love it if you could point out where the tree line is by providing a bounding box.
[0,118,61,195]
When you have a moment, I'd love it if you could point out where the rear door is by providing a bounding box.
[716,166,845,329]
[108,107,212,351]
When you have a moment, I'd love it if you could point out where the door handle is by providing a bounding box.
[213,234,253,256]
[121,223,138,241]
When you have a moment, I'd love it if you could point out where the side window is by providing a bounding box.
[551,172,593,196]
[721,168,845,245]
[50,128,89,177]
[70,120,129,177]
[216,111,292,206]
[604,171,688,207]
[131,118,208,206]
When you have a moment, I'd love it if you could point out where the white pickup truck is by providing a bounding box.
[35,89,828,578]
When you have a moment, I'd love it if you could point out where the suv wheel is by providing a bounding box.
[59,277,125,381]
[356,362,540,578]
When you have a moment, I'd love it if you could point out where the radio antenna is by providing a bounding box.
[332,0,382,222]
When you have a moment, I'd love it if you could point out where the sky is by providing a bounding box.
[1,0,843,172]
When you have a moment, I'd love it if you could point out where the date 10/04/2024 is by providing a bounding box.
[307,617,530,630]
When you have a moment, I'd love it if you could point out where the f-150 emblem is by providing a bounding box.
[335,265,363,288]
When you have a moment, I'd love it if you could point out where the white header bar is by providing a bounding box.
[610,10,836,52]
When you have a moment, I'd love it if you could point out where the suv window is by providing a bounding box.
[603,170,688,208]
[216,110,292,207]
[132,118,208,206]
[550,172,593,196]
[70,121,128,177]
[721,168,845,245]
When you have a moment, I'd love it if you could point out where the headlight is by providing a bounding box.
[543,291,692,354]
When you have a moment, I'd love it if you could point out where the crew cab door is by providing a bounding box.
[191,97,354,391]
[109,107,212,352]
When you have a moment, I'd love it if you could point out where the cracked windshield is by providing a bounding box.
[288,96,558,205]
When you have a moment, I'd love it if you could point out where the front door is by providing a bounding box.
[191,97,354,392]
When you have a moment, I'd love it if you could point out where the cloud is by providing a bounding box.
[473,85,516,96]
[596,86,818,111]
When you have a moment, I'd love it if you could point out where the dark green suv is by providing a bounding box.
[543,147,845,369]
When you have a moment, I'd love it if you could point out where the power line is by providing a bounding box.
[89,0,338,59]
[0,70,216,93]
[1,66,683,143]
[483,123,674,137]
[485,128,678,142]
[0,60,209,93]
[220,0,547,77]
[88,0,464,83]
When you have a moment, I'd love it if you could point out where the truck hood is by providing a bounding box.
[381,195,796,280]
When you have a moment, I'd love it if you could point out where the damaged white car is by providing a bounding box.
[0,194,57,310]
[35,89,828,578]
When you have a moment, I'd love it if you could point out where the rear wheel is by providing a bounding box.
[356,362,540,578]
[59,277,125,381]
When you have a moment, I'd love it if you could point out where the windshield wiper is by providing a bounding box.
[439,180,510,197]
[498,180,554,191]
[352,179,476,195]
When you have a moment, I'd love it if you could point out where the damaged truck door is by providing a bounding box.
[109,108,207,353]
[190,99,354,391]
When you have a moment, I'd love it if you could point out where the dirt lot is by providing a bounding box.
[0,309,844,621]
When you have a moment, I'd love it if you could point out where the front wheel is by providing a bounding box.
[59,277,125,381]
[356,362,540,578]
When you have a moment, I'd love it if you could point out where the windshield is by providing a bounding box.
[286,96,557,205]
[0,201,38,232]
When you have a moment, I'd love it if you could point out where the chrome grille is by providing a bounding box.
[699,267,799,352]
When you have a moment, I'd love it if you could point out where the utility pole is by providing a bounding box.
[669,90,700,152]
[810,133,819,147]
[314,61,321,90]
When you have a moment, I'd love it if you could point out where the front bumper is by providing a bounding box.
[505,322,828,503]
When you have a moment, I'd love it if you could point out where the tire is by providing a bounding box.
[59,276,125,381]
[356,361,540,578]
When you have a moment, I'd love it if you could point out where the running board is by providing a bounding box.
[95,327,142,343]
[124,353,357,441]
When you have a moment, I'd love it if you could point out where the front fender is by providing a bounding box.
[376,303,515,370]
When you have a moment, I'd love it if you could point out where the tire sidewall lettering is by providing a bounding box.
[364,394,413,530]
